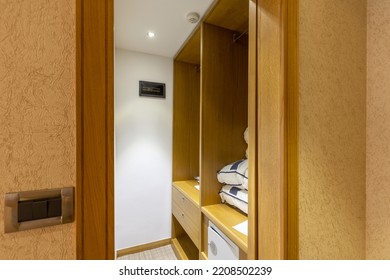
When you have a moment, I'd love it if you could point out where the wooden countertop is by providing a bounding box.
[202,204,248,253]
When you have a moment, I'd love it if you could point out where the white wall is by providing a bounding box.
[115,49,173,251]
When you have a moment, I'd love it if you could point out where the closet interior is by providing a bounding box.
[171,0,250,260]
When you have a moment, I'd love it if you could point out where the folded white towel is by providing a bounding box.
[219,185,248,214]
[244,127,248,144]
[217,159,248,190]
[242,169,248,190]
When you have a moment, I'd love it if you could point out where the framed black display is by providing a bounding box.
[139,80,166,98]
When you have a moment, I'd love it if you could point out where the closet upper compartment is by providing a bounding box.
[204,0,248,34]
[174,0,249,65]
[175,28,201,65]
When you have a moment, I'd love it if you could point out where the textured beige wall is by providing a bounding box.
[298,0,366,259]
[366,0,390,260]
[0,0,76,259]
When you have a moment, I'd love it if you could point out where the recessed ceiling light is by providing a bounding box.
[147,31,155,38]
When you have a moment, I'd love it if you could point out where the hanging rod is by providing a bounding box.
[233,30,248,43]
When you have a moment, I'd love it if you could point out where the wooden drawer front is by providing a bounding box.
[172,186,200,248]
[172,201,199,248]
[172,187,199,223]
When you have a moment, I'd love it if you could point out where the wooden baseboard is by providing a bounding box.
[116,238,171,258]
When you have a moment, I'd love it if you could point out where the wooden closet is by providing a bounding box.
[171,0,250,260]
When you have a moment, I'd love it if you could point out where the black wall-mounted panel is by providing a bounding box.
[139,80,166,98]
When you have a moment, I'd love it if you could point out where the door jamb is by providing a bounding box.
[76,0,115,260]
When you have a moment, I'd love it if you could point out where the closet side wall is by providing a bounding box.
[298,0,366,259]
[367,0,390,260]
[172,61,200,181]
[200,23,248,206]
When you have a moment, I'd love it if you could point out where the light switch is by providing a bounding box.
[47,198,61,218]
[4,186,74,233]
[18,201,33,222]
[32,200,47,220]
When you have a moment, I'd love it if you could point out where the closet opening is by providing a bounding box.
[78,0,296,260]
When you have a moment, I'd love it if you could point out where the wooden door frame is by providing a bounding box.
[75,0,297,260]
[76,0,115,260]
[286,0,299,260]
[248,0,298,260]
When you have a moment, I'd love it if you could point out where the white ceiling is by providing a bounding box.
[115,0,215,58]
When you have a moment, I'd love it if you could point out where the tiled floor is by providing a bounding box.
[117,245,178,260]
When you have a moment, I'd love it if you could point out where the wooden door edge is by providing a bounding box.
[286,0,299,260]
[76,0,115,260]
[76,0,83,260]
[255,0,298,260]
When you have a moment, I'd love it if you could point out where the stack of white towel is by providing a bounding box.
[217,128,249,214]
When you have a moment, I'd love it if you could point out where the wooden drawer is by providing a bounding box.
[172,186,200,248]
[172,201,200,248]
[172,186,199,223]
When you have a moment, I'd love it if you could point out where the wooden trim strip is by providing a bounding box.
[248,0,258,260]
[116,239,172,258]
[106,0,115,261]
[281,0,288,261]
[287,0,299,260]
[76,0,83,260]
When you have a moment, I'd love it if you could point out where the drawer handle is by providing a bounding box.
[181,196,185,202]
[181,213,184,218]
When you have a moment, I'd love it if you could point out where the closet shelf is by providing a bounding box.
[172,180,200,206]
[202,204,248,253]
[171,236,199,260]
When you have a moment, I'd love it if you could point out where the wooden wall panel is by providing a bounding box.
[172,61,200,181]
